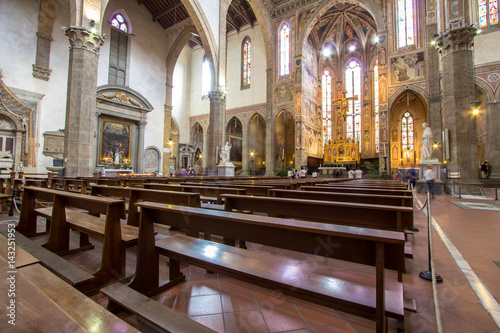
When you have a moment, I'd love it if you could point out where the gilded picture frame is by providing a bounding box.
[98,118,132,165]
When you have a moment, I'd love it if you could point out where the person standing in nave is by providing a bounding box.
[425,164,435,199]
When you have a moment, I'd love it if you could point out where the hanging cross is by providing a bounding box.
[333,90,358,120]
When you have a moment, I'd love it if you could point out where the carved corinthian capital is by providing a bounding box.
[65,26,104,55]
[208,90,226,102]
[435,26,477,56]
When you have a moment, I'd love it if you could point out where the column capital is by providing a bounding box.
[208,90,226,102]
[65,26,104,55]
[436,26,477,56]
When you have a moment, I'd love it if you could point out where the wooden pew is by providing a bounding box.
[16,186,133,293]
[128,202,409,332]
[182,182,274,196]
[0,229,94,287]
[63,179,89,194]
[143,183,247,204]
[270,189,413,207]
[0,256,138,332]
[97,178,123,186]
[101,283,216,333]
[90,185,202,227]
[221,194,414,232]
[303,185,413,197]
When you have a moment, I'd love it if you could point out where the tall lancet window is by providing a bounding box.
[322,70,332,144]
[345,61,361,150]
[242,37,251,88]
[397,0,415,48]
[479,0,499,27]
[109,14,129,85]
[401,112,414,151]
[279,24,290,76]
[374,65,380,152]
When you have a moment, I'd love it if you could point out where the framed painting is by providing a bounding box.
[390,52,425,85]
[98,118,132,165]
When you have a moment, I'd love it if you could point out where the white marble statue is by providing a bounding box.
[219,142,231,164]
[421,123,433,161]
[114,151,120,165]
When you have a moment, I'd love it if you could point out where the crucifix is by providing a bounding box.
[333,90,358,121]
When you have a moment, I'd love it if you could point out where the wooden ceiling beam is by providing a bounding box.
[230,3,252,26]
[153,2,182,22]
[226,14,239,33]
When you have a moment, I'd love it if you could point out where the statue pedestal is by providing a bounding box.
[217,163,235,177]
[416,160,445,194]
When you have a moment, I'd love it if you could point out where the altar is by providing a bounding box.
[101,169,133,177]
[323,136,360,165]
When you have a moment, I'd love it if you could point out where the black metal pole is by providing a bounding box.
[419,190,443,283]
[495,187,498,201]
[8,189,16,217]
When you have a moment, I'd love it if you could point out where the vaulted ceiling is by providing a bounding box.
[137,0,257,48]
[312,3,377,48]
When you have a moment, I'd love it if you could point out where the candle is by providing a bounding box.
[383,144,386,156]
[282,149,285,160]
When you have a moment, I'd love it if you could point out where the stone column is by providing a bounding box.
[427,24,443,161]
[63,27,103,177]
[137,119,146,173]
[265,68,274,175]
[202,133,209,171]
[436,27,479,185]
[207,90,225,171]
[241,127,249,175]
[162,104,173,175]
[485,102,500,178]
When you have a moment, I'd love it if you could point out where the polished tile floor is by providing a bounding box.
[3,189,500,332]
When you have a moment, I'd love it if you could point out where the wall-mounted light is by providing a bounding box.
[471,100,480,115]
[199,154,203,159]
[168,137,173,146]
[250,151,255,157]
[433,142,438,149]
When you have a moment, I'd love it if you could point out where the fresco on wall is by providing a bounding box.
[391,52,425,84]
[298,10,311,32]
[303,38,317,75]
[304,124,323,157]
[274,82,293,104]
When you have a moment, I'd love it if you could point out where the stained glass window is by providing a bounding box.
[346,61,361,151]
[242,38,251,87]
[374,65,380,152]
[479,0,499,27]
[108,14,128,85]
[111,14,128,33]
[397,0,414,48]
[322,70,332,144]
[279,24,290,76]
[401,112,414,151]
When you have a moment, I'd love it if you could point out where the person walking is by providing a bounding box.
[481,162,488,179]
[425,164,435,198]
[407,163,418,189]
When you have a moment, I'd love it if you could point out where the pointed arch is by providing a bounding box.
[388,85,430,113]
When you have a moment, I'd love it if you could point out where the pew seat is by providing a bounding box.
[101,282,216,333]
[159,234,405,331]
[0,230,93,286]
[35,207,139,245]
